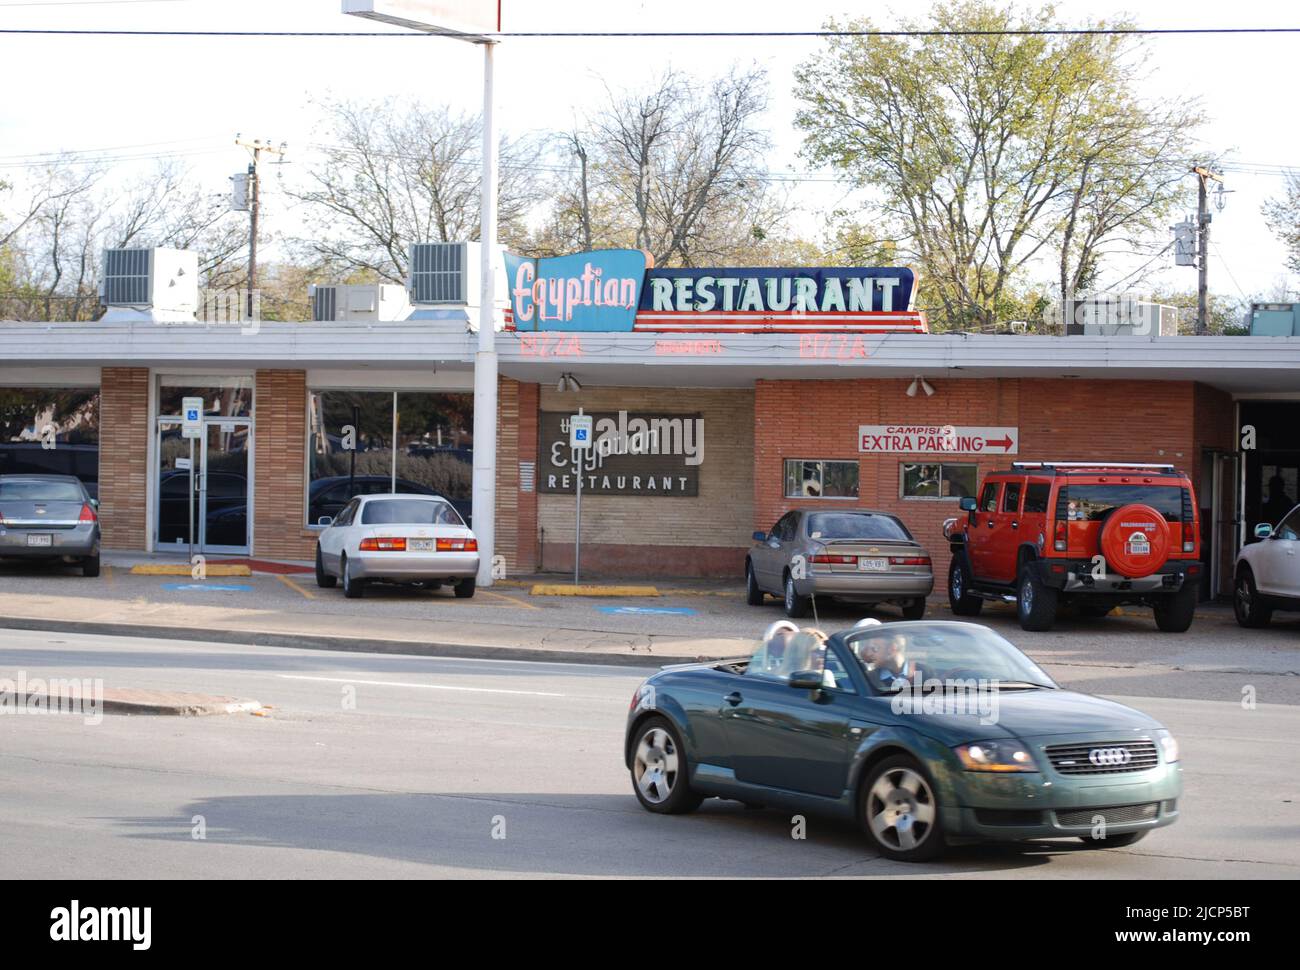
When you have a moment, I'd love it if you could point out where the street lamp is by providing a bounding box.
[343,2,502,587]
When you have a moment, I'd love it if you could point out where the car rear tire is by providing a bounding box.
[80,552,100,578]
[745,561,764,606]
[454,577,476,599]
[1077,830,1148,849]
[900,598,926,620]
[859,755,945,862]
[783,571,809,619]
[1153,582,1197,633]
[1017,564,1058,632]
[630,716,703,815]
[1233,569,1272,628]
[315,545,336,588]
[341,554,365,599]
[948,554,983,616]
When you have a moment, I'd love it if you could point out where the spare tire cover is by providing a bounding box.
[1099,504,1171,578]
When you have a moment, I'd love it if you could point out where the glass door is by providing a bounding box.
[155,418,252,554]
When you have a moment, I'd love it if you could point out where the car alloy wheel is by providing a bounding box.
[633,726,679,805]
[951,566,963,601]
[1020,576,1034,614]
[864,761,940,860]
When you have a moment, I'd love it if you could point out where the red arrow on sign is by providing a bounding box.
[985,435,1015,451]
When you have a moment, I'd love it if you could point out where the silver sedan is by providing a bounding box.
[0,474,101,576]
[315,494,479,599]
[746,508,933,619]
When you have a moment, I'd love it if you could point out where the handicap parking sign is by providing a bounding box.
[569,413,593,450]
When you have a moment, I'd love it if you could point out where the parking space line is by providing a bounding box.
[104,565,114,586]
[479,588,541,610]
[275,574,315,600]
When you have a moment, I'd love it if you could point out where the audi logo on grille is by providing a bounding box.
[1088,746,1132,767]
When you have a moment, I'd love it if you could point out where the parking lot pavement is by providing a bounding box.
[1,556,1298,703]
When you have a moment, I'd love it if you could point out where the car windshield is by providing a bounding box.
[843,623,1055,693]
[806,512,911,541]
[360,499,464,526]
[0,480,83,501]
[1067,484,1184,522]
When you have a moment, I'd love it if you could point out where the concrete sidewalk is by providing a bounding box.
[0,587,751,667]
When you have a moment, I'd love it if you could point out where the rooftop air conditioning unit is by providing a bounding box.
[408,241,507,306]
[1077,297,1175,338]
[100,247,198,320]
[309,283,411,322]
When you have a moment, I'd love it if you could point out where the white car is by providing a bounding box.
[315,494,479,599]
[1233,502,1300,627]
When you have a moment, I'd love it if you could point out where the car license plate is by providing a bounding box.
[27,534,53,547]
[858,557,888,572]
[409,539,434,552]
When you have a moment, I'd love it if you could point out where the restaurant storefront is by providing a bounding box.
[3,248,1299,598]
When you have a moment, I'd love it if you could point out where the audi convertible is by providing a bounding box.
[624,620,1181,861]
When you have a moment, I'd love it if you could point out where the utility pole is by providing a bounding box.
[1192,165,1223,335]
[235,136,285,321]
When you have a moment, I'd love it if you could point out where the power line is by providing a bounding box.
[4,26,1300,39]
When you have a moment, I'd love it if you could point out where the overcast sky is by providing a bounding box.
[1,0,1297,300]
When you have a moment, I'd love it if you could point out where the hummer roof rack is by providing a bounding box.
[1010,461,1178,474]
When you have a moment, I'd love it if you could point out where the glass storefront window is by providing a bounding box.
[900,462,977,500]
[159,378,252,418]
[307,389,473,527]
[783,459,859,499]
[0,388,100,498]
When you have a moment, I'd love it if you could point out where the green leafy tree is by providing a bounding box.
[794,1,1202,331]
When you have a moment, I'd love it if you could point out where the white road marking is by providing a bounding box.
[275,673,567,697]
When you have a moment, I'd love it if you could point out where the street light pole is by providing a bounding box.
[472,38,499,588]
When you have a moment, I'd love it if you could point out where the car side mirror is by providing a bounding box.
[89,498,99,509]
[752,531,766,542]
[959,496,977,512]
[788,670,825,690]
[318,516,334,527]
[1254,523,1273,539]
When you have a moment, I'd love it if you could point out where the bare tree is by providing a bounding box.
[1263,170,1300,275]
[290,97,552,283]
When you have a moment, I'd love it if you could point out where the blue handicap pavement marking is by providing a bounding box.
[161,583,254,593]
[598,605,697,616]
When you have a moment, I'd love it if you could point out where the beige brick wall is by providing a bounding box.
[536,386,755,550]
[98,367,150,549]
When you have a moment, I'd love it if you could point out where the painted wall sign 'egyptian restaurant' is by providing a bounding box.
[539,410,702,497]
[505,249,927,334]
[859,425,1020,455]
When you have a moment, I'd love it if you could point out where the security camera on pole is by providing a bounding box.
[343,1,502,586]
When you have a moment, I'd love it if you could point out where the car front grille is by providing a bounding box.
[1044,740,1159,775]
[1056,802,1160,827]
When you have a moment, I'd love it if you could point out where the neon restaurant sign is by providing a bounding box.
[504,249,926,334]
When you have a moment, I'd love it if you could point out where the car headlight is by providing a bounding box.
[1156,730,1179,763]
[955,740,1038,772]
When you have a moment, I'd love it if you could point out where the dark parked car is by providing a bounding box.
[625,619,1182,861]
[309,475,470,528]
[0,474,100,576]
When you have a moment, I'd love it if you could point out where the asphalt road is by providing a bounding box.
[1,627,1296,879]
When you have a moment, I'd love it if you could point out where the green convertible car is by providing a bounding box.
[624,620,1181,861]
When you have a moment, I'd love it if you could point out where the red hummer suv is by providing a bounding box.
[944,462,1203,632]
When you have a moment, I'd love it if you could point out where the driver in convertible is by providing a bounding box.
[858,632,920,691]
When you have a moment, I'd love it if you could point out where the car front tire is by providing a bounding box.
[948,554,983,616]
[1233,568,1272,628]
[1017,564,1058,632]
[630,716,703,815]
[859,755,945,862]
[341,554,365,599]
[783,571,809,619]
[745,561,764,606]
[315,545,337,589]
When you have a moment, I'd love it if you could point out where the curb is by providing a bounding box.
[530,584,660,597]
[0,615,710,669]
[130,564,252,577]
[11,687,262,717]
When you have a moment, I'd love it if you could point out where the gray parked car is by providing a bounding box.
[0,474,100,576]
[746,508,933,619]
